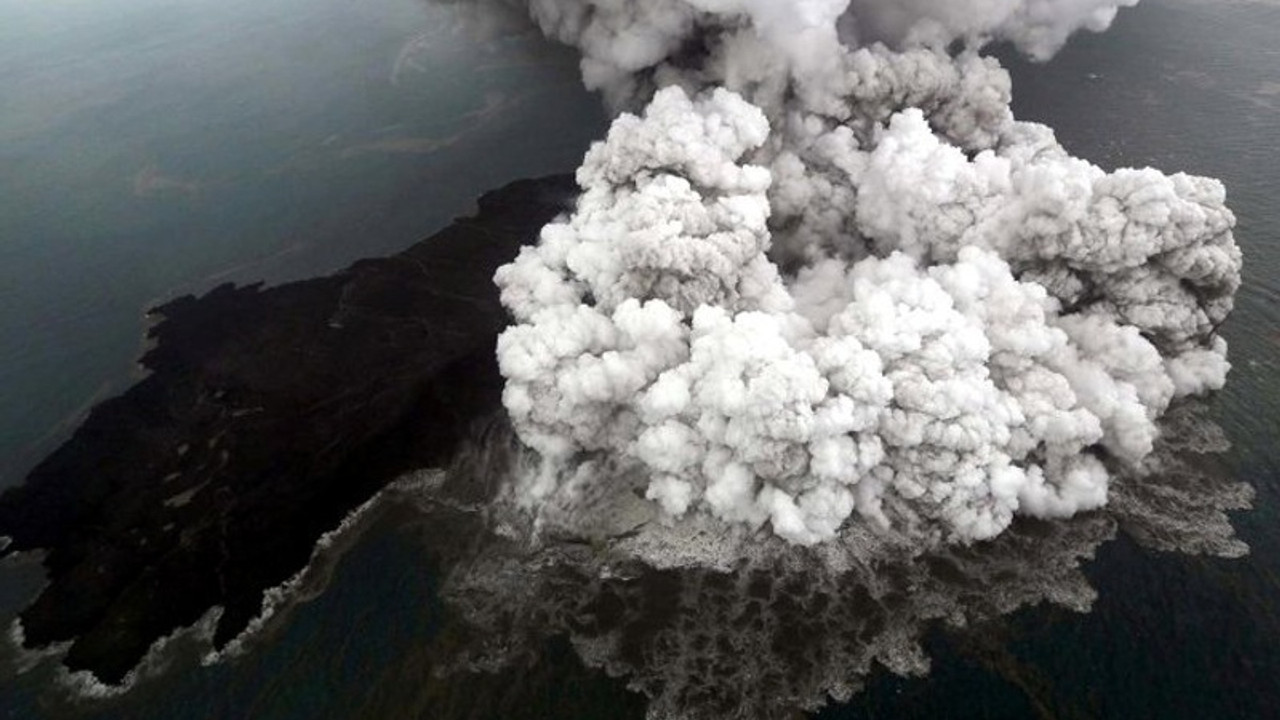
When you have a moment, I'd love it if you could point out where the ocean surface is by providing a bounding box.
[1,0,1278,718]
[0,0,606,489]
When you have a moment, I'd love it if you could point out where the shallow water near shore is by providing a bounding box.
[2,0,1279,718]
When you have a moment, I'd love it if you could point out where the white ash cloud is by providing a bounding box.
[488,0,1241,548]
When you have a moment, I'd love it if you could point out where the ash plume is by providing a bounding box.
[484,0,1241,551]
[846,0,1142,59]
[376,3,1254,716]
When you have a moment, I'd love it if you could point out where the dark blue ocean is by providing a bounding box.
[1,0,1277,717]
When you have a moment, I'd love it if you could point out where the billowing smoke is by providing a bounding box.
[487,0,1241,550]
[847,0,1141,59]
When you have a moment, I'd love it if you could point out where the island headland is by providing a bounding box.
[0,175,577,685]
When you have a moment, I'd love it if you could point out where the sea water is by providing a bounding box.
[0,0,605,487]
[1,0,1277,718]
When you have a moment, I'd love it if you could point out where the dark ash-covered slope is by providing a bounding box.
[0,175,576,685]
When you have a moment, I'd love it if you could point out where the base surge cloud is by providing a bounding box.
[482,0,1241,550]
[422,400,1250,719]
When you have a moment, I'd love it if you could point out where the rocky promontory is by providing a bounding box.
[0,175,577,684]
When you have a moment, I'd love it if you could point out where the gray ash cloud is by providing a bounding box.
[421,401,1249,719]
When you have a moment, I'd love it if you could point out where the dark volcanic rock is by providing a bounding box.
[0,175,577,684]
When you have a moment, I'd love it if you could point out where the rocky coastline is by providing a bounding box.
[0,175,576,684]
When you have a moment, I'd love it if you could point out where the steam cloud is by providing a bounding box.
[487,0,1241,549]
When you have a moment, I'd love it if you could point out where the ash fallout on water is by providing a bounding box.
[474,0,1242,549]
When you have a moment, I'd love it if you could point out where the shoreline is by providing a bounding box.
[0,174,578,686]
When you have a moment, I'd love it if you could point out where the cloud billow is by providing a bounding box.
[486,0,1241,551]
